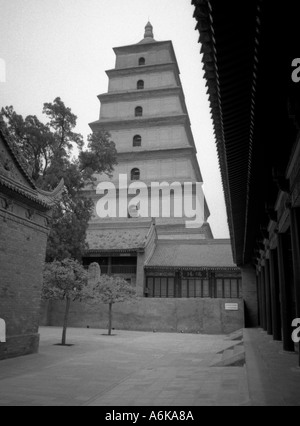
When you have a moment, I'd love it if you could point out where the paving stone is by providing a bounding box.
[0,327,298,406]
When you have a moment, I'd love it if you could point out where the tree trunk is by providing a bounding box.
[62,297,71,345]
[108,303,113,336]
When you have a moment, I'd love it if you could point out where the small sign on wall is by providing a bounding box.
[0,318,6,343]
[225,303,239,311]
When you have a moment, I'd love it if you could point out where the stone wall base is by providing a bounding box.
[0,333,40,361]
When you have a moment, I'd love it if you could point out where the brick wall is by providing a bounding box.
[41,297,244,335]
[0,207,49,360]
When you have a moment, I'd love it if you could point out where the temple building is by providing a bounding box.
[50,22,242,333]
[0,128,63,359]
[192,0,300,365]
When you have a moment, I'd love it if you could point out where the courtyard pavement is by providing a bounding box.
[0,327,299,406]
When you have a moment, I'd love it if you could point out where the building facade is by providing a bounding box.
[192,0,300,364]
[0,128,63,359]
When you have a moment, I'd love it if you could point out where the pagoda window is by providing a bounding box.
[133,135,142,147]
[128,202,140,218]
[137,80,144,90]
[131,168,140,181]
[138,57,145,66]
[135,106,143,117]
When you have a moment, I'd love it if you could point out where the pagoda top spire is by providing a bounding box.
[138,21,156,44]
[144,21,154,39]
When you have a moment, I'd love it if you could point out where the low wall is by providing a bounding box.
[41,298,244,334]
[0,334,40,361]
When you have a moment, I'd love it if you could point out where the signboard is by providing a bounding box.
[181,270,208,279]
[0,319,6,343]
[146,271,175,277]
[225,303,239,311]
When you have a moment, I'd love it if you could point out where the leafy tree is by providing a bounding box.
[0,106,55,182]
[0,98,117,261]
[42,259,88,345]
[43,97,84,155]
[83,274,137,336]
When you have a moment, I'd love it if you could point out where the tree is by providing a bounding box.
[42,259,88,345]
[83,273,137,336]
[0,98,118,261]
[0,106,55,182]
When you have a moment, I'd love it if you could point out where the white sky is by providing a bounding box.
[0,0,229,238]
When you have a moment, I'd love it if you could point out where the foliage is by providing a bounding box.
[0,98,118,261]
[42,258,88,301]
[42,259,88,345]
[83,274,137,305]
[82,274,137,335]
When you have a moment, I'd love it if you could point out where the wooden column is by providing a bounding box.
[241,265,259,327]
[277,233,295,352]
[210,272,216,298]
[260,266,267,331]
[257,271,264,328]
[136,252,145,297]
[264,259,273,335]
[256,272,262,327]
[289,208,300,365]
[269,249,282,341]
[107,256,112,275]
[175,271,181,298]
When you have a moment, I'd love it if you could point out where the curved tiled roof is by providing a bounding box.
[0,126,64,210]
[146,239,237,269]
[0,127,36,189]
[191,0,262,265]
[192,0,299,266]
[86,227,150,252]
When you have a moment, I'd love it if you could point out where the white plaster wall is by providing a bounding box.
[108,71,176,92]
[91,193,189,222]
[110,125,189,152]
[95,157,197,183]
[91,156,201,224]
[100,96,182,119]
[115,46,171,69]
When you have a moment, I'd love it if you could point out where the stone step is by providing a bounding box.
[233,344,245,356]
[209,353,223,367]
[225,329,244,341]
[222,348,245,367]
[211,344,245,367]
[222,348,234,362]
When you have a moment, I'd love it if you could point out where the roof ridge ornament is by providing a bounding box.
[144,21,154,39]
[137,21,156,44]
